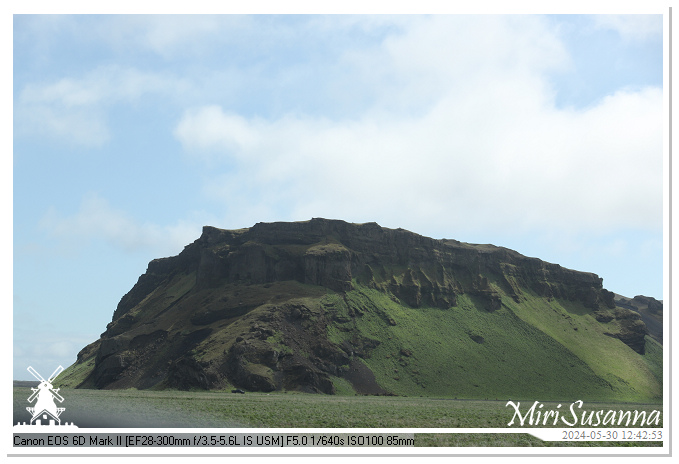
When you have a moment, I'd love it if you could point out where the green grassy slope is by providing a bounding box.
[325,284,661,402]
[503,293,662,401]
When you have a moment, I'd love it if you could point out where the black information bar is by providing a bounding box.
[13,433,415,447]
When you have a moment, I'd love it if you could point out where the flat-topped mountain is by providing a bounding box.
[58,219,662,401]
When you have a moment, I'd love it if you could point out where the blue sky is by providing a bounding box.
[11,12,666,380]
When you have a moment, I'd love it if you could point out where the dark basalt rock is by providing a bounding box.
[602,308,649,355]
[109,219,617,321]
[167,357,215,390]
[613,294,663,345]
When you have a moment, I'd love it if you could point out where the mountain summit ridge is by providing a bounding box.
[59,219,661,401]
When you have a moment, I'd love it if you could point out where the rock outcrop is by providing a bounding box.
[614,294,663,345]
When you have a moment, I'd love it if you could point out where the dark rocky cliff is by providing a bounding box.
[61,219,658,400]
[113,219,616,320]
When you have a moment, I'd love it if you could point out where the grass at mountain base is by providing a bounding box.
[55,355,96,388]
[330,376,357,396]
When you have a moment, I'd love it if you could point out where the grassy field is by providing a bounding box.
[12,388,662,447]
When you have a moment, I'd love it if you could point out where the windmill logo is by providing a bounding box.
[15,366,77,427]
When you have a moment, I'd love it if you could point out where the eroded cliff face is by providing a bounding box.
[112,220,615,320]
[61,219,655,398]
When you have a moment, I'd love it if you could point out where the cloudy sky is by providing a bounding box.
[12,11,666,380]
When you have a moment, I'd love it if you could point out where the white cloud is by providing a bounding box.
[173,15,662,236]
[592,15,662,42]
[18,105,111,147]
[40,193,203,256]
[174,106,261,158]
[16,65,191,147]
[176,87,661,235]
[97,15,261,59]
[132,15,226,56]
